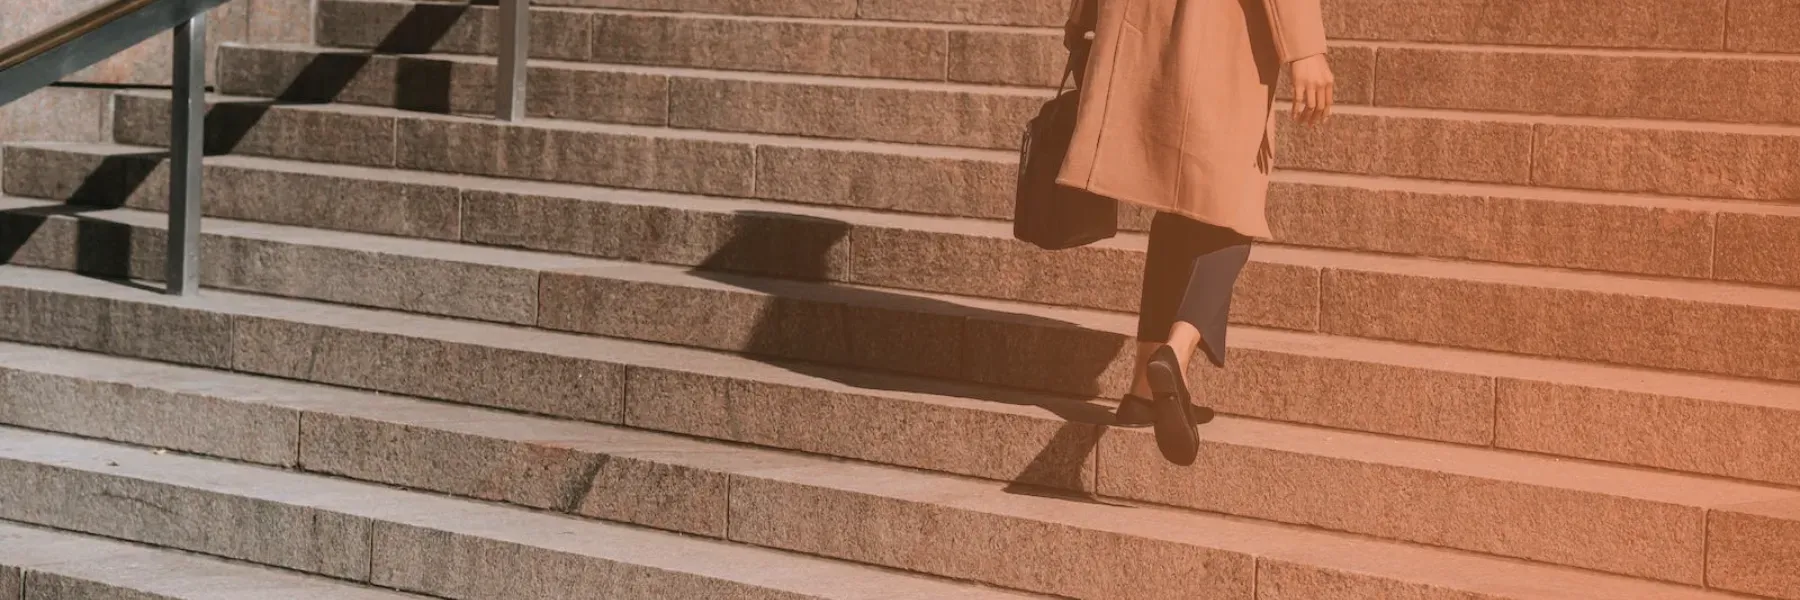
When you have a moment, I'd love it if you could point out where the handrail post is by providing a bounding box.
[166,9,204,296]
[495,0,527,122]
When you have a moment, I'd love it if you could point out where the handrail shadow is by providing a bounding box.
[1,2,470,283]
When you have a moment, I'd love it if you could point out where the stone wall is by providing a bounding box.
[0,0,313,145]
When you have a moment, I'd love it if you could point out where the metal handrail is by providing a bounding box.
[0,0,161,71]
[0,0,224,295]
[3,0,528,294]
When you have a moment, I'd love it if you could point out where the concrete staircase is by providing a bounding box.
[3,0,1800,598]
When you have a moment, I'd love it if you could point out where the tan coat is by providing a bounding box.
[1056,0,1327,239]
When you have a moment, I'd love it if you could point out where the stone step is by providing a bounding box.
[8,174,1800,386]
[203,45,1800,202]
[312,0,1800,126]
[0,341,1789,596]
[482,0,1783,55]
[3,203,1800,491]
[218,43,1051,152]
[0,427,1040,600]
[8,196,1800,475]
[312,0,1376,99]
[94,88,1800,266]
[0,521,425,600]
[530,0,1064,27]
[15,140,1800,289]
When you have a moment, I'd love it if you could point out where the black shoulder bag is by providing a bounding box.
[1012,30,1119,251]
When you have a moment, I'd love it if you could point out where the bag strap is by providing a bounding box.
[1058,31,1094,96]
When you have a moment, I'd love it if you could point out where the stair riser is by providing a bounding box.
[80,99,1799,287]
[1730,0,1800,53]
[1,145,1738,287]
[211,45,1800,202]
[0,358,1771,593]
[219,45,1047,152]
[349,0,1782,53]
[1374,47,1800,126]
[0,524,423,600]
[0,459,846,600]
[314,0,1378,101]
[10,202,1800,487]
[0,269,1098,490]
[3,230,1800,569]
[534,0,869,23]
[0,430,1274,600]
[317,0,1800,126]
[6,570,185,600]
[0,148,466,241]
[0,153,1312,325]
[13,151,1800,386]
[0,209,1491,449]
[0,460,370,581]
[1708,506,1800,599]
[1320,270,1800,382]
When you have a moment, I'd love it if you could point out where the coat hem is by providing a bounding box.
[1058,176,1274,241]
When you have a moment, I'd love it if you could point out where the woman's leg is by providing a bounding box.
[1124,211,1253,463]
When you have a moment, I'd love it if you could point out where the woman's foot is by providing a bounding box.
[1145,344,1200,465]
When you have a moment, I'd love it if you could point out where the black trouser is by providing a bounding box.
[1135,211,1253,368]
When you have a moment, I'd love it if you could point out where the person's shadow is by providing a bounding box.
[685,210,1139,502]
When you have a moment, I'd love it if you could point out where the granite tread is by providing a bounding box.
[0,521,426,600]
[0,371,1768,599]
[0,427,1041,600]
[2,267,1800,583]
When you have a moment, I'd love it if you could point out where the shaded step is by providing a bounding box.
[0,521,424,600]
[18,141,1800,288]
[9,199,1800,479]
[0,347,1787,595]
[203,45,1800,202]
[0,146,1319,326]
[0,428,1037,600]
[0,332,1110,492]
[109,90,1021,216]
[3,246,1800,551]
[8,190,1800,387]
[310,0,1377,99]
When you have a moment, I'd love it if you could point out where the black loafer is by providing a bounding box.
[1146,344,1200,466]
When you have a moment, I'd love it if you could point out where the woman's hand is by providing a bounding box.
[1289,53,1334,125]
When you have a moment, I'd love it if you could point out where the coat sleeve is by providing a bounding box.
[1263,0,1328,63]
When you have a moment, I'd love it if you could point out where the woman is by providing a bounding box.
[1059,0,1334,466]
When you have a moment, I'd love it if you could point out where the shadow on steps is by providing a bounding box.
[0,151,162,292]
[0,1,474,287]
[687,209,1135,501]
